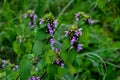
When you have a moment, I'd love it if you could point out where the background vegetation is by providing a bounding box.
[0,0,120,80]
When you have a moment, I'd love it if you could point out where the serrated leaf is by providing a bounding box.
[33,40,42,57]
[68,49,77,63]
[61,51,68,63]
[23,41,32,54]
[35,30,47,40]
[63,38,70,50]
[13,41,22,55]
[37,59,46,72]
[53,41,62,50]
[7,71,19,80]
[19,59,32,80]
[45,50,55,64]
[68,64,77,75]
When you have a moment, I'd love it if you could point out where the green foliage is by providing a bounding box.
[0,0,120,80]
[19,59,32,80]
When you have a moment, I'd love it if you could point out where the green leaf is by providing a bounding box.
[47,64,57,78]
[63,38,70,50]
[57,67,66,78]
[35,30,48,40]
[45,50,55,64]
[61,51,68,63]
[68,49,77,63]
[7,71,19,80]
[23,41,32,54]
[19,59,32,80]
[68,64,77,75]
[5,64,12,75]
[53,41,62,50]
[37,59,46,74]
[13,41,22,56]
[33,40,42,57]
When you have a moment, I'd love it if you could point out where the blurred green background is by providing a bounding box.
[0,0,120,80]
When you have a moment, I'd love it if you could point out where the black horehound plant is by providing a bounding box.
[15,10,96,80]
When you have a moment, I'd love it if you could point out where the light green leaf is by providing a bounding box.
[19,59,32,80]
[33,40,42,57]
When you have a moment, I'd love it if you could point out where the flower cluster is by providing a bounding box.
[65,26,82,52]
[39,19,58,36]
[12,65,18,71]
[52,59,64,68]
[1,60,6,68]
[39,13,58,36]
[39,13,63,68]
[24,10,37,29]
[75,12,94,25]
[28,76,40,80]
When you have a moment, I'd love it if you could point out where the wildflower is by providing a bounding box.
[33,15,37,20]
[87,18,94,25]
[70,36,77,45]
[29,13,33,18]
[49,29,53,36]
[24,10,37,29]
[65,31,69,37]
[53,20,58,27]
[56,59,60,64]
[75,13,80,21]
[28,76,40,80]
[13,65,18,71]
[36,77,40,80]
[1,60,6,68]
[50,38,55,45]
[47,23,52,29]
[77,44,82,52]
[39,19,44,24]
[55,48,59,53]
[61,63,64,68]
[29,21,34,29]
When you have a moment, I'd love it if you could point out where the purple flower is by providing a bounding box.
[12,68,16,71]
[75,31,79,36]
[65,31,69,37]
[36,77,40,80]
[29,21,34,28]
[75,13,79,17]
[31,76,35,80]
[53,20,58,27]
[76,18,79,21]
[15,65,18,69]
[49,29,53,36]
[70,36,77,45]
[28,76,40,80]
[2,64,5,68]
[61,63,64,68]
[39,19,44,24]
[54,48,58,53]
[33,15,37,20]
[1,60,6,68]
[2,60,6,63]
[50,38,55,45]
[30,13,33,18]
[88,19,94,25]
[75,13,80,21]
[47,23,52,29]
[56,59,60,64]
[12,65,18,71]
[77,44,82,52]
[29,21,32,26]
